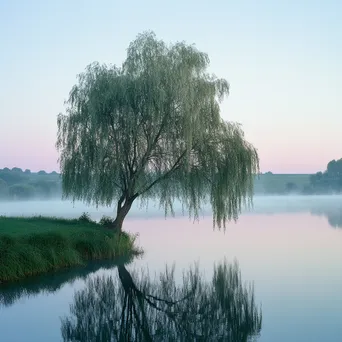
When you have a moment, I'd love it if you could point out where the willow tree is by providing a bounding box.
[56,31,259,231]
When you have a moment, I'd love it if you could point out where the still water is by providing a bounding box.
[0,196,342,341]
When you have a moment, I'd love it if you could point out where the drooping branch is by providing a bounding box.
[137,149,188,196]
[56,31,259,230]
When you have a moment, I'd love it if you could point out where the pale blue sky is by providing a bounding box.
[0,0,341,173]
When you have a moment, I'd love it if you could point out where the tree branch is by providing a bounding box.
[137,149,187,196]
[117,193,126,213]
[134,108,169,179]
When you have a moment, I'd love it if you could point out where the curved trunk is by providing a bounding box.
[110,195,135,231]
[111,205,130,231]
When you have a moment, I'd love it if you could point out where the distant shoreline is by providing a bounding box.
[1,167,341,200]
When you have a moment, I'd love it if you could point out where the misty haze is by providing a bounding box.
[1,196,342,229]
[1,2,342,342]
[1,196,342,341]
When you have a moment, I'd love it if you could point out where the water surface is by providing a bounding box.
[1,196,342,341]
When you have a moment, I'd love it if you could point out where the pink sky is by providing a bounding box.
[1,1,341,174]
[0,134,338,174]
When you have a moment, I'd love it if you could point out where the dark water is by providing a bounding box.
[0,196,342,341]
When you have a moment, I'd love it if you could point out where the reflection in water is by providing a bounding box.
[310,206,342,228]
[61,259,262,342]
[0,256,134,308]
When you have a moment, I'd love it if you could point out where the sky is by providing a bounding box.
[0,0,341,174]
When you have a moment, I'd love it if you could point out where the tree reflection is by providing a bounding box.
[310,206,342,228]
[61,259,262,341]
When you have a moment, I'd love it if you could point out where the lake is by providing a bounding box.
[0,196,342,341]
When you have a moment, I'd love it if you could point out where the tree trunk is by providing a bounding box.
[110,196,135,231]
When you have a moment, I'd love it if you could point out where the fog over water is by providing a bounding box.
[1,195,342,228]
[1,195,342,342]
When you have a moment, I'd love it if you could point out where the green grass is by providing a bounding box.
[0,216,139,284]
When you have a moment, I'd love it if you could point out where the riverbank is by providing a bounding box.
[0,215,139,283]
[0,257,134,308]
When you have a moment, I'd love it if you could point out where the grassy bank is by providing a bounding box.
[0,216,139,283]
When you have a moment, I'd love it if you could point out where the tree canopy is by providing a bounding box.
[309,158,342,194]
[56,31,259,230]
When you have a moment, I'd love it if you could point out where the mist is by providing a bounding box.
[2,166,342,203]
[1,195,342,227]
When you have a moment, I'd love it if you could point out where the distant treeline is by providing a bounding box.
[0,167,62,200]
[256,158,342,195]
[0,158,341,200]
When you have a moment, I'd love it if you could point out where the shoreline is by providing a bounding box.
[0,215,140,284]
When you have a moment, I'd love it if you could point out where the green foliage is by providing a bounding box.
[0,169,61,200]
[0,179,9,199]
[31,179,59,198]
[254,173,310,194]
[285,182,298,193]
[0,170,24,185]
[99,215,115,228]
[11,167,23,173]
[0,216,138,283]
[309,158,342,193]
[56,31,259,229]
[255,158,342,195]
[327,159,342,176]
[0,165,336,200]
[8,184,36,200]
[78,212,93,223]
[61,259,262,341]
